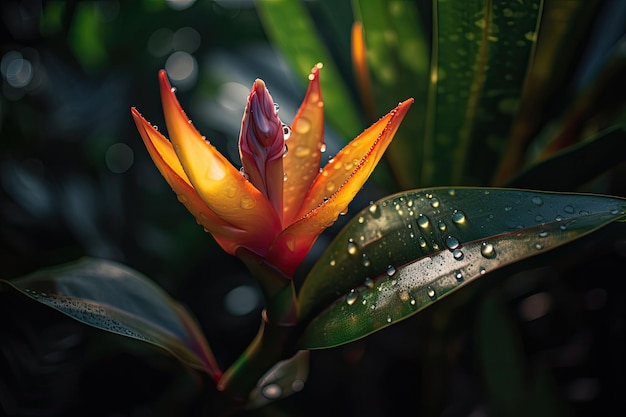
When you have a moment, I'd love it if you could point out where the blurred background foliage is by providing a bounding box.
[0,1,625,416]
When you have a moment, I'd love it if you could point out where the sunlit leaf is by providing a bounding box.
[255,0,363,139]
[297,187,626,348]
[423,0,542,186]
[353,0,430,189]
[494,0,604,183]
[0,257,221,380]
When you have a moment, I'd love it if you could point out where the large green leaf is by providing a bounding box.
[297,188,626,348]
[423,0,542,186]
[353,0,430,189]
[0,257,220,379]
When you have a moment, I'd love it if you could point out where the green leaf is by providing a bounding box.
[0,257,220,379]
[507,125,626,191]
[423,0,542,186]
[255,0,363,139]
[297,187,626,348]
[477,294,526,417]
[353,0,430,189]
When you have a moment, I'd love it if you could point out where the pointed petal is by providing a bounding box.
[282,63,325,225]
[239,79,285,221]
[298,98,414,218]
[267,99,414,276]
[132,108,255,254]
[158,70,282,253]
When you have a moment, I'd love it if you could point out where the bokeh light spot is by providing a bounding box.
[224,285,260,316]
[173,27,201,53]
[148,28,173,57]
[164,51,197,90]
[105,143,134,174]
[166,0,196,11]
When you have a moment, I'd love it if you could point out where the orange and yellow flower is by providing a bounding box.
[131,64,412,277]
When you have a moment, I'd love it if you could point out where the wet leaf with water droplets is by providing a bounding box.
[297,187,626,349]
[0,257,221,380]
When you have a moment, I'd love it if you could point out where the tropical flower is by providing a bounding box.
[131,63,412,277]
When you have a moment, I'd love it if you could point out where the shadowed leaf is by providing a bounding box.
[0,257,221,381]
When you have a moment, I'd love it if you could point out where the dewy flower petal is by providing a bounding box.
[131,108,252,255]
[282,63,325,225]
[267,98,414,276]
[133,67,412,278]
[158,70,282,251]
[239,79,285,221]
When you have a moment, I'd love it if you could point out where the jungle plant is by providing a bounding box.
[2,0,625,416]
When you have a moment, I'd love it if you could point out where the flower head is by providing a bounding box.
[131,64,412,277]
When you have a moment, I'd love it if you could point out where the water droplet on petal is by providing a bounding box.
[320,143,327,153]
[294,146,311,158]
[430,197,440,208]
[563,205,574,214]
[177,194,188,203]
[539,230,548,238]
[386,265,397,277]
[481,242,496,258]
[369,203,381,218]
[531,196,543,206]
[455,270,464,281]
[239,167,249,180]
[282,124,292,140]
[479,266,487,275]
[361,253,371,267]
[453,249,464,260]
[364,277,374,288]
[295,117,311,134]
[358,216,365,224]
[386,316,392,323]
[438,219,447,231]
[240,196,256,209]
[329,259,336,267]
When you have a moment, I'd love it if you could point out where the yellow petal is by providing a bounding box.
[158,70,282,251]
[282,63,326,226]
[296,98,414,219]
[132,108,254,254]
[268,98,414,276]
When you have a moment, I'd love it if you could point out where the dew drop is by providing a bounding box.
[326,181,336,192]
[453,249,464,260]
[358,216,365,224]
[364,277,374,288]
[262,384,282,400]
[386,265,397,277]
[240,196,256,209]
[346,289,358,305]
[455,270,464,281]
[479,266,487,275]
[539,230,548,238]
[386,316,392,323]
[329,259,336,267]
[347,240,358,255]
[295,117,311,134]
[504,205,513,212]
[294,146,311,158]
[438,219,447,231]
[535,243,543,250]
[399,290,410,302]
[452,210,466,224]
[177,194,188,203]
[563,205,574,214]
[427,286,436,299]
[430,197,440,208]
[320,143,327,153]
[446,235,460,250]
[282,124,292,140]
[480,242,496,259]
[418,236,427,248]
[369,203,381,218]
[531,196,543,206]
[361,253,371,267]
[274,103,280,112]
[417,214,430,229]
[239,167,249,180]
